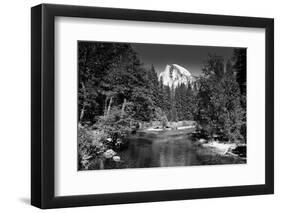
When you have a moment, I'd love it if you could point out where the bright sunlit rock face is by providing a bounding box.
[158,64,195,89]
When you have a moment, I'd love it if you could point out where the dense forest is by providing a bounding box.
[78,42,246,170]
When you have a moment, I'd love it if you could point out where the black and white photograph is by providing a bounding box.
[78,41,247,170]
[29,2,274,209]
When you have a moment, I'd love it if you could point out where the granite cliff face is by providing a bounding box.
[158,64,196,89]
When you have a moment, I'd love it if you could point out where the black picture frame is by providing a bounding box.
[31,3,274,209]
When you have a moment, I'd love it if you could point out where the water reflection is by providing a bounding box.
[90,132,245,170]
[97,133,201,169]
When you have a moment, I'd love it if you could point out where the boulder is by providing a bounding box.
[103,149,116,159]
[199,138,207,144]
[106,138,112,142]
[113,156,121,162]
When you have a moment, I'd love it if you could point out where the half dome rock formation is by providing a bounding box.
[158,64,195,89]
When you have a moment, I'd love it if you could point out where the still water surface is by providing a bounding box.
[93,131,245,169]
[118,132,201,168]
[91,131,245,170]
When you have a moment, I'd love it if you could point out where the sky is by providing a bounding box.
[131,43,238,76]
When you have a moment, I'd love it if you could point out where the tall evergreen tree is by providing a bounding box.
[196,55,245,142]
[232,48,247,140]
[175,84,196,121]
[78,42,163,125]
[162,85,172,120]
[232,48,246,95]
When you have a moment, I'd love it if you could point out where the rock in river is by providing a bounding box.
[103,149,116,159]
[113,156,121,162]
[199,138,207,144]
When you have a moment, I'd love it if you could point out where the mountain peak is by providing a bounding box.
[158,64,194,89]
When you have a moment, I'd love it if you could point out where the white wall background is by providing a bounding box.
[0,0,279,212]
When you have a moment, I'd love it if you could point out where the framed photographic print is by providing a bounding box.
[31,4,274,209]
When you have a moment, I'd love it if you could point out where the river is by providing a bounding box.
[90,131,246,170]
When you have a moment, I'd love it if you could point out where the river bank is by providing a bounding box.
[192,140,246,165]
[83,128,246,170]
[138,126,246,159]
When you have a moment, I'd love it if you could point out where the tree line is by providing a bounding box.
[78,41,246,144]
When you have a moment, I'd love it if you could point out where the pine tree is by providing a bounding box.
[232,48,247,140]
[162,85,172,120]
[232,48,246,95]
[78,42,156,124]
[196,55,245,142]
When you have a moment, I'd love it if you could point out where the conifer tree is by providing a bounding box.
[196,55,245,142]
